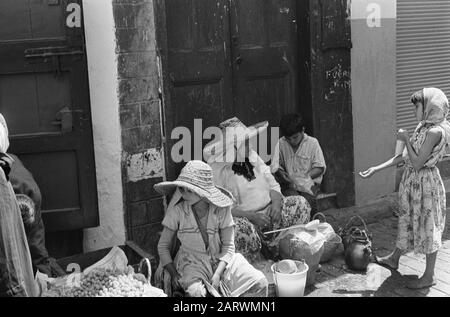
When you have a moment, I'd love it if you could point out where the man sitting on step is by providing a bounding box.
[271,113,326,215]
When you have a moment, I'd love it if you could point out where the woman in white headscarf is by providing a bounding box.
[0,114,37,296]
[361,88,450,289]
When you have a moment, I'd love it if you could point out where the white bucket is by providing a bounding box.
[271,260,309,297]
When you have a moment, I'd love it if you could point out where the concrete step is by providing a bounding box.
[316,192,338,212]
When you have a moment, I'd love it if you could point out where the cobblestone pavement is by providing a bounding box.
[259,210,450,297]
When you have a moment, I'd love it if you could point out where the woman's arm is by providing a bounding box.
[273,169,296,189]
[374,155,405,171]
[404,128,441,172]
[268,189,283,224]
[360,155,405,178]
[157,227,181,284]
[213,226,235,289]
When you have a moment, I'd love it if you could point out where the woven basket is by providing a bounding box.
[313,213,342,263]
[320,233,342,263]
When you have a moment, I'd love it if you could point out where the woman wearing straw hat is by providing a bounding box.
[155,160,268,297]
[204,118,311,263]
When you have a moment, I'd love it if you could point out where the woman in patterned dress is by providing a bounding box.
[204,117,311,263]
[360,88,449,289]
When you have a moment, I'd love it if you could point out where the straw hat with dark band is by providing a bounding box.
[203,117,268,161]
[154,160,234,208]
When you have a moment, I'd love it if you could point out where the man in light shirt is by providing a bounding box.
[271,114,326,215]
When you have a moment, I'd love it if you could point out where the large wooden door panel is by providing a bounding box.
[0,0,98,232]
[230,0,298,127]
[162,0,299,175]
[165,0,233,179]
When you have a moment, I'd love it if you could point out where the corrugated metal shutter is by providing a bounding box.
[397,0,450,132]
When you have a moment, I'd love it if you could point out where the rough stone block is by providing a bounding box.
[141,100,161,127]
[137,51,158,78]
[113,4,137,28]
[149,198,165,223]
[117,53,139,78]
[122,126,162,152]
[126,177,163,202]
[120,103,140,129]
[125,148,163,182]
[115,27,156,53]
[135,2,155,29]
[118,77,159,104]
[128,201,149,227]
[129,223,163,260]
[128,198,164,227]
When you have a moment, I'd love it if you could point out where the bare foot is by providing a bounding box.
[375,254,399,270]
[406,276,436,290]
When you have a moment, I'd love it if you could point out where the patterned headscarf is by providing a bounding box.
[422,87,450,145]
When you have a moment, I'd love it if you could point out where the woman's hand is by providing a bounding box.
[268,202,282,225]
[248,212,271,229]
[165,263,183,290]
[397,129,410,143]
[211,273,221,290]
[359,167,378,178]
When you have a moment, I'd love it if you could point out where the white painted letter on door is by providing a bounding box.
[66,3,81,28]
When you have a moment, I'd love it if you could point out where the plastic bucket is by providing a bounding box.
[271,260,309,297]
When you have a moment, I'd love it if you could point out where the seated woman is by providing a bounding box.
[155,160,268,297]
[204,117,311,263]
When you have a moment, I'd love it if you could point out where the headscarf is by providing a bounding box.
[0,114,10,153]
[420,87,450,145]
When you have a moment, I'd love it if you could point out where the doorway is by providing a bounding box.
[0,0,98,253]
[158,0,301,179]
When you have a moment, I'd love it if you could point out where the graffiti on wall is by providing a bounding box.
[324,63,350,102]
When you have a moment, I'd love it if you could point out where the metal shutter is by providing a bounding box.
[397,0,450,132]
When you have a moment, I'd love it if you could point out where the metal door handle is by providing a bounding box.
[235,55,243,65]
[51,107,73,133]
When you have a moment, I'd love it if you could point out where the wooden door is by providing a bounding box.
[0,0,98,232]
[161,0,299,177]
[164,0,234,180]
[229,0,298,127]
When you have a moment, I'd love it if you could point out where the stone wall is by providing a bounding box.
[113,0,165,257]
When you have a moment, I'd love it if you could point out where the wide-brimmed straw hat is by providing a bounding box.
[153,160,234,208]
[203,117,268,160]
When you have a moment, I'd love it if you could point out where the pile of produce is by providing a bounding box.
[50,268,155,297]
[274,259,301,274]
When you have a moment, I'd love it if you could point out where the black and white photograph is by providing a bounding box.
[1,0,449,301]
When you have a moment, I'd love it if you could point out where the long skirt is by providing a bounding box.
[233,195,311,263]
[0,169,37,297]
[397,166,446,254]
